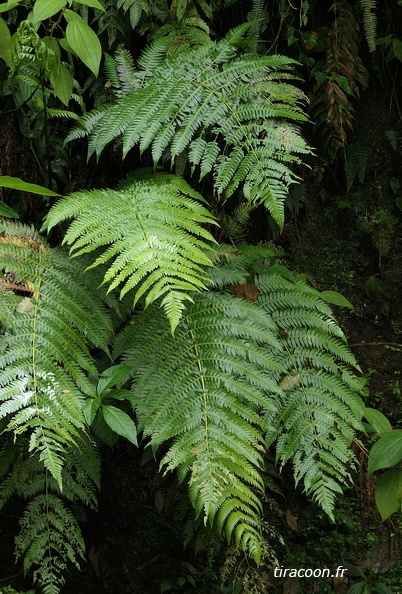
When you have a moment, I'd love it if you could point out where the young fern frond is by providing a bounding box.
[0,222,113,488]
[44,170,218,333]
[68,25,311,228]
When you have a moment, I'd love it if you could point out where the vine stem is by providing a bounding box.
[350,342,402,350]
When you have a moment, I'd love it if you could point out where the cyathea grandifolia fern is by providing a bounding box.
[66,24,311,228]
[1,168,366,583]
[111,246,365,562]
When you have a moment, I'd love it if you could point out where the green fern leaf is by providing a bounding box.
[0,222,114,488]
[360,0,377,52]
[69,28,311,228]
[118,291,283,561]
[15,493,85,593]
[257,271,364,519]
[44,170,218,333]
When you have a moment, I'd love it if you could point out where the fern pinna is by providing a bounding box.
[0,221,112,592]
[67,24,311,228]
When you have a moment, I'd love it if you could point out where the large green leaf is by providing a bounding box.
[375,469,402,521]
[0,17,12,65]
[65,11,102,76]
[368,430,402,474]
[0,176,60,196]
[49,61,73,105]
[32,0,66,22]
[364,407,392,435]
[101,405,138,445]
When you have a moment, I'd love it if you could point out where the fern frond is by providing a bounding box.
[360,0,377,52]
[119,291,283,562]
[15,493,85,593]
[44,170,218,333]
[69,28,311,228]
[344,137,371,193]
[0,222,114,488]
[257,271,364,519]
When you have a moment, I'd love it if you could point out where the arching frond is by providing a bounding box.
[0,222,113,488]
[44,170,218,333]
[115,258,364,559]
[119,291,283,563]
[68,26,311,228]
[257,270,364,518]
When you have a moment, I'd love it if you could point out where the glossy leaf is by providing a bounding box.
[0,176,60,196]
[49,61,73,105]
[375,469,402,521]
[83,397,101,425]
[364,407,392,435]
[65,11,102,76]
[368,430,402,474]
[101,405,138,445]
[32,0,66,23]
[320,290,353,309]
[97,364,132,397]
[0,200,19,219]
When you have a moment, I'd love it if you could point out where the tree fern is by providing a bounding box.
[43,170,218,333]
[114,291,284,563]
[112,246,364,561]
[66,25,311,228]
